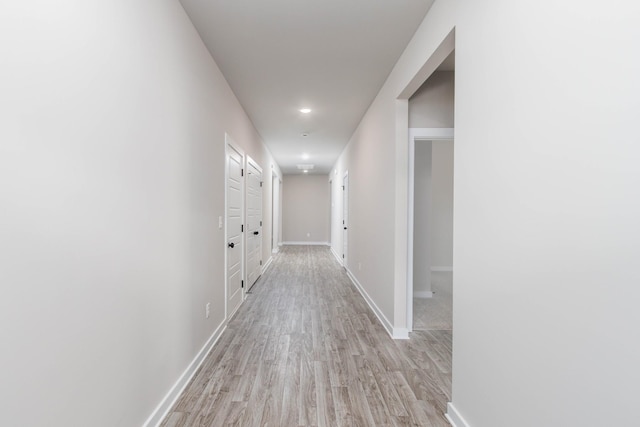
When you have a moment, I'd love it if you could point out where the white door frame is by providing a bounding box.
[407,128,454,331]
[225,134,245,319]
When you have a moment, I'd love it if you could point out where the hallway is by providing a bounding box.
[161,246,452,426]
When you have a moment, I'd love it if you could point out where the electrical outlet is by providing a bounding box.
[218,216,223,229]
[358,262,362,271]
[205,303,210,319]
[307,232,311,237]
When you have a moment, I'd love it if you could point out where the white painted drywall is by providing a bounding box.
[413,142,433,294]
[409,71,455,128]
[282,174,330,243]
[430,140,454,268]
[333,0,640,425]
[0,1,280,426]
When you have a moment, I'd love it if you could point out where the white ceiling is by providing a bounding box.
[180,0,435,174]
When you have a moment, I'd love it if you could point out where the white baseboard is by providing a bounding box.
[262,256,273,274]
[330,247,343,265]
[345,269,409,340]
[282,241,330,246]
[392,327,409,339]
[432,266,453,272]
[414,291,434,298]
[446,402,471,427]
[143,322,227,427]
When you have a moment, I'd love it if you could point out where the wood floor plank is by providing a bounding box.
[161,412,188,427]
[331,386,354,427]
[314,360,337,427]
[160,246,452,427]
[279,356,300,426]
[357,357,395,426]
[299,354,317,426]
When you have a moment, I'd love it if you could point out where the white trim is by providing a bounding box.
[272,247,279,254]
[432,266,453,272]
[346,269,409,340]
[414,291,434,298]
[282,241,330,246]
[228,293,243,319]
[143,322,227,427]
[330,247,343,265]
[261,256,273,274]
[393,327,409,339]
[446,402,471,427]
[407,128,454,332]
[410,128,456,141]
[393,100,410,340]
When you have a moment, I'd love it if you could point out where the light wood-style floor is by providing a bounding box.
[161,246,452,427]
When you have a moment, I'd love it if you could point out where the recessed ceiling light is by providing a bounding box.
[300,108,311,114]
[303,170,308,173]
[302,153,309,160]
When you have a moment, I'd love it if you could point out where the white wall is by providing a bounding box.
[413,142,433,294]
[0,1,279,426]
[430,140,454,268]
[409,71,455,128]
[282,174,330,243]
[333,0,640,425]
[329,104,399,328]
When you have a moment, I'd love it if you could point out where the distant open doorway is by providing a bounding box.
[272,172,281,254]
[411,137,454,330]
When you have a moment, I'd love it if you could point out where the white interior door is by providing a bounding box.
[272,173,280,254]
[342,172,349,268]
[226,139,244,317]
[246,158,263,288]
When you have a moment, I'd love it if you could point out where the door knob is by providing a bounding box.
[228,242,235,248]
[253,231,259,235]
[344,227,347,230]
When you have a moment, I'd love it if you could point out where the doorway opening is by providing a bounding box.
[272,172,281,254]
[409,135,454,331]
